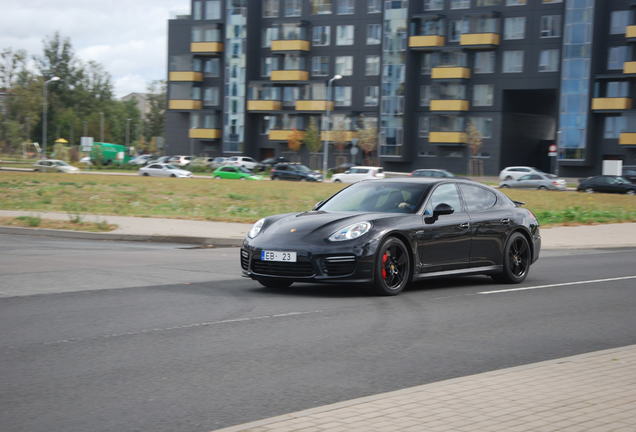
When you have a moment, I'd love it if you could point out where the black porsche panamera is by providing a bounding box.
[241,178,541,295]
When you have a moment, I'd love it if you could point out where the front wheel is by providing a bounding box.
[257,277,293,289]
[333,179,342,183]
[142,172,149,176]
[215,176,222,179]
[537,185,547,190]
[170,174,176,177]
[492,232,531,284]
[585,188,594,193]
[627,190,635,195]
[372,237,411,296]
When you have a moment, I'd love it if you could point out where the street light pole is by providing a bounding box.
[322,74,342,177]
[125,118,131,147]
[100,111,105,142]
[41,76,61,158]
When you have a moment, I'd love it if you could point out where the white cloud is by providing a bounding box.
[0,0,189,97]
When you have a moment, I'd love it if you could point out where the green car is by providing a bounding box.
[213,165,263,180]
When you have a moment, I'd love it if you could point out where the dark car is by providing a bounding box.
[329,162,355,174]
[241,178,541,295]
[271,163,323,182]
[623,166,636,184]
[260,156,290,168]
[411,169,454,178]
[577,175,636,195]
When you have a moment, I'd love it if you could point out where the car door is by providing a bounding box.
[514,174,533,188]
[416,183,472,273]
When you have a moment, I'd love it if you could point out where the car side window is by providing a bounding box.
[425,184,463,215]
[148,164,160,169]
[518,174,531,180]
[529,175,542,180]
[459,184,497,213]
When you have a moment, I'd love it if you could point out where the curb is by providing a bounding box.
[0,226,244,247]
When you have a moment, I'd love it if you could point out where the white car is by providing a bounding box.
[226,156,260,170]
[498,166,545,181]
[33,159,80,173]
[168,155,192,167]
[138,163,192,178]
[331,166,385,183]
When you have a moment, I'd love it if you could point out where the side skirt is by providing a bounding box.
[413,265,503,281]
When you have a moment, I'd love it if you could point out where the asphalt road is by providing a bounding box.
[1,234,636,432]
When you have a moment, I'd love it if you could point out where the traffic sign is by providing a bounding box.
[548,144,557,157]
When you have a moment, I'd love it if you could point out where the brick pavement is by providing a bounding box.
[212,345,636,432]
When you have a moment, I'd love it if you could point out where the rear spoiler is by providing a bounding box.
[513,200,525,207]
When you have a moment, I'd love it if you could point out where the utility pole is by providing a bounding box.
[100,111,104,142]
[41,76,61,158]
[322,74,342,177]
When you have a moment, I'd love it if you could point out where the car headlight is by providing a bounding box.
[248,218,266,239]
[328,222,372,242]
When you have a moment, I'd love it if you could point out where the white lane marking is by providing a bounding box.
[479,276,636,295]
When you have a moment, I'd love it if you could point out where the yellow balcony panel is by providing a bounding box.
[190,42,224,53]
[189,128,221,139]
[626,25,636,39]
[271,40,311,51]
[295,100,334,111]
[430,100,470,111]
[431,67,471,79]
[320,130,357,142]
[460,33,501,47]
[428,132,468,144]
[624,61,636,74]
[408,35,445,49]
[169,71,203,82]
[247,100,282,111]
[270,70,309,81]
[619,133,636,145]
[168,100,202,110]
[268,130,306,141]
[591,98,632,111]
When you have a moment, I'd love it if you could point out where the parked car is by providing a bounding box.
[226,156,261,170]
[168,155,192,167]
[411,169,454,178]
[146,156,172,165]
[500,173,567,190]
[190,157,216,168]
[129,154,154,166]
[577,175,636,194]
[623,166,636,184]
[213,165,263,180]
[208,157,228,169]
[138,163,192,178]
[271,163,323,182]
[79,156,92,166]
[260,156,290,168]
[498,166,545,181]
[33,159,80,173]
[331,166,385,183]
[329,162,355,174]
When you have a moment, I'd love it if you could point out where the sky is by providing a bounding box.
[1,0,190,98]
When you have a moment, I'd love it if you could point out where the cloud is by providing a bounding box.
[0,0,189,97]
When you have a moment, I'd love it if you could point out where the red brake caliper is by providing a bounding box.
[381,253,388,280]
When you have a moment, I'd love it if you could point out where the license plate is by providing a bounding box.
[261,250,297,262]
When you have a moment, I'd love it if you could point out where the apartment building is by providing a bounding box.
[165,0,636,176]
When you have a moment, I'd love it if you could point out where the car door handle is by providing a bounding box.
[458,222,470,230]
[500,218,511,225]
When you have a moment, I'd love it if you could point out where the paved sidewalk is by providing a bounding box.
[212,345,636,432]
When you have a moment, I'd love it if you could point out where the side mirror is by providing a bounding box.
[313,200,324,210]
[425,203,454,224]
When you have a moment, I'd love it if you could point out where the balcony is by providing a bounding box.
[408,36,445,50]
[270,70,309,82]
[624,62,636,75]
[268,130,305,141]
[619,133,636,145]
[428,132,467,144]
[431,67,471,80]
[271,40,311,52]
[460,33,500,49]
[591,98,632,111]
[295,100,334,111]
[168,100,202,110]
[247,100,282,111]
[321,130,357,142]
[189,128,221,139]
[168,72,203,82]
[627,25,636,42]
[190,42,224,54]
[430,100,470,111]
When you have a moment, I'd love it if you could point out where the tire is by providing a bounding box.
[504,176,513,181]
[142,172,149,176]
[300,178,307,182]
[240,177,246,180]
[170,174,176,178]
[500,184,510,188]
[272,176,280,181]
[257,277,293,289]
[492,232,531,284]
[333,179,342,183]
[537,186,547,190]
[215,176,222,179]
[372,237,411,296]
[627,190,635,195]
[585,188,594,193]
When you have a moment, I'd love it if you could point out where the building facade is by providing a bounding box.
[166,0,636,176]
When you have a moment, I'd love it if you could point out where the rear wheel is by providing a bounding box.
[333,179,342,183]
[492,232,531,284]
[170,174,176,177]
[215,176,222,179]
[537,185,547,190]
[256,277,293,289]
[627,190,635,195]
[372,237,411,296]
[500,184,510,188]
[585,188,594,193]
[504,176,513,181]
[142,172,149,176]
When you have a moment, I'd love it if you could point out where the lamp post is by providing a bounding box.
[322,74,343,177]
[125,118,131,147]
[41,76,61,158]
[99,112,104,142]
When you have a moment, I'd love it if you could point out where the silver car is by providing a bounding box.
[33,159,80,173]
[499,173,567,190]
[138,163,192,178]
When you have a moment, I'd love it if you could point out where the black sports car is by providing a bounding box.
[577,175,636,194]
[241,178,541,295]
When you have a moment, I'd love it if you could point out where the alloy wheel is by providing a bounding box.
[509,236,530,279]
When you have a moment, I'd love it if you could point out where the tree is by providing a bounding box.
[357,126,378,165]
[144,80,166,144]
[303,117,321,153]
[287,128,303,152]
[466,121,483,176]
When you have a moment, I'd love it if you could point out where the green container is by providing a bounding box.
[89,142,132,165]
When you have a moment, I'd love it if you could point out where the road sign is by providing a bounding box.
[548,144,557,157]
[80,136,94,151]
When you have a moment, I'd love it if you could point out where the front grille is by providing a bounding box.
[251,259,315,277]
[240,249,249,270]
[321,256,356,276]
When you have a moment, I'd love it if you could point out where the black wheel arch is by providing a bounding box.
[378,231,416,282]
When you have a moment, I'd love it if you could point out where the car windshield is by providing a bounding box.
[320,182,431,214]
[294,165,311,172]
[54,161,69,166]
[164,164,179,170]
[615,177,630,184]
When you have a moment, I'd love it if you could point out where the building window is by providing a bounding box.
[469,117,493,138]
[367,24,382,45]
[337,0,354,14]
[504,17,526,40]
[205,0,221,19]
[605,81,629,98]
[538,49,560,72]
[203,87,219,105]
[503,50,524,73]
[365,86,379,106]
[476,0,501,5]
[284,0,301,17]
[449,19,468,42]
[334,86,352,106]
[263,27,279,48]
[420,85,431,106]
[336,25,355,45]
[424,0,444,10]
[540,15,562,38]
[263,0,279,17]
[542,0,562,3]
[505,0,526,5]
[433,83,466,100]
[312,56,330,76]
[474,52,495,74]
[603,116,626,139]
[193,1,202,20]
[366,55,380,76]
[421,53,434,75]
[472,84,494,106]
[368,0,381,13]
[311,0,332,14]
[192,86,201,101]
[610,11,631,35]
[450,0,470,9]
[419,116,430,138]
[431,115,464,132]
[312,26,331,46]
[204,58,220,76]
[262,57,278,77]
[192,26,222,42]
[608,46,630,70]
[335,56,354,75]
